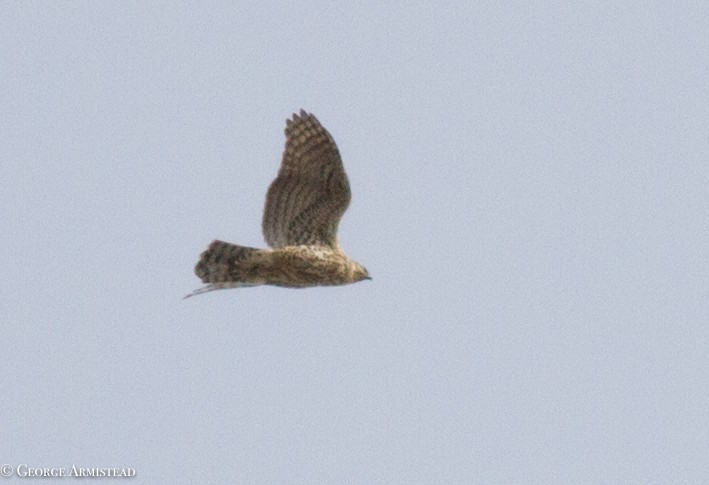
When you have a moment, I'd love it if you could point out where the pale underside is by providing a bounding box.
[186,110,368,298]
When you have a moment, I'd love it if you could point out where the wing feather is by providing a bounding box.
[262,110,351,248]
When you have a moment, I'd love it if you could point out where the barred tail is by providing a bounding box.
[194,240,260,283]
[185,241,263,298]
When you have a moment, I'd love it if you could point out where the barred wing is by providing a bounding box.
[262,110,351,248]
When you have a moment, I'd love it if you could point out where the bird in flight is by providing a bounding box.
[185,110,370,298]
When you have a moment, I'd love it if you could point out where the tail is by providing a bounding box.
[185,241,262,298]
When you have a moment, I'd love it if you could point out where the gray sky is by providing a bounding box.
[1,2,707,484]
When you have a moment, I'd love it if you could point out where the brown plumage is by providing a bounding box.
[186,110,370,298]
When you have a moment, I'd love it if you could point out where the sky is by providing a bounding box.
[1,1,707,484]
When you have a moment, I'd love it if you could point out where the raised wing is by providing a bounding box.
[262,110,351,248]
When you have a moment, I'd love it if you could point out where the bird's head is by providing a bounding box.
[353,262,372,282]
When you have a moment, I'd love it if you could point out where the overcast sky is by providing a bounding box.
[1,2,707,484]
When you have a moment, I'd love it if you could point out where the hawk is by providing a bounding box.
[185,110,370,298]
